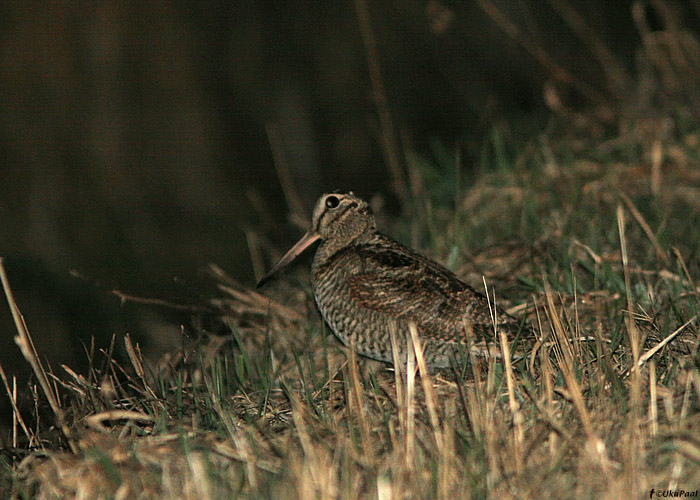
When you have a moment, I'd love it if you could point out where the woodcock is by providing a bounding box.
[258,192,532,369]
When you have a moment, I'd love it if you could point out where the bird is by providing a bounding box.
[257,191,532,369]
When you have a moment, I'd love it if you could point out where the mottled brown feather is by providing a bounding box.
[261,191,533,368]
[343,236,522,345]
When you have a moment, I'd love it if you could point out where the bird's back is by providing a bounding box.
[312,232,529,368]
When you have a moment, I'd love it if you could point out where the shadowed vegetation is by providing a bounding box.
[1,1,700,499]
[2,126,699,498]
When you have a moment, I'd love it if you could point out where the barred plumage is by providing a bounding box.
[259,191,533,368]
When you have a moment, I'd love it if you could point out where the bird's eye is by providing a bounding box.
[325,195,340,209]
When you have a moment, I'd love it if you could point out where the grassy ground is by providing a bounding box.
[1,123,699,499]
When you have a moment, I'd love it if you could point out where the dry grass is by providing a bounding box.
[2,135,700,498]
[2,4,700,499]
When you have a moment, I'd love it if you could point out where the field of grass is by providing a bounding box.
[1,122,699,499]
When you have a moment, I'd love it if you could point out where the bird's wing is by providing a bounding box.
[346,245,519,345]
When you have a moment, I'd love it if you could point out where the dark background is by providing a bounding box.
[0,0,697,422]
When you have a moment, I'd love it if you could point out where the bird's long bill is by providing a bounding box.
[256,230,321,288]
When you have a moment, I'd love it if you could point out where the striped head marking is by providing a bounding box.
[257,191,375,287]
[311,192,375,242]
